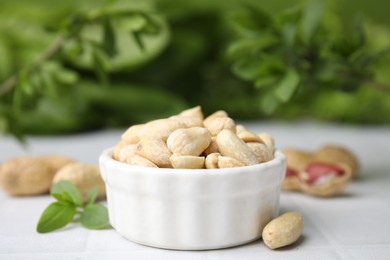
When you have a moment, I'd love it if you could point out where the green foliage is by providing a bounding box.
[226,0,390,115]
[1,0,390,140]
[36,180,110,233]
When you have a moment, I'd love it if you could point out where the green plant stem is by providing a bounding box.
[0,35,66,97]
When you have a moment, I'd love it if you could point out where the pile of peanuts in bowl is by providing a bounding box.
[112,106,276,169]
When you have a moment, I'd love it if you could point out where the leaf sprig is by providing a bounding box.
[36,180,109,233]
[227,0,390,114]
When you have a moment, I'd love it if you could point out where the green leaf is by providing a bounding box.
[274,69,300,102]
[102,17,117,57]
[87,186,99,205]
[36,202,76,233]
[255,75,278,88]
[226,34,279,59]
[352,14,365,48]
[231,5,272,32]
[51,180,83,206]
[282,24,296,47]
[53,69,79,85]
[123,14,147,32]
[80,204,110,229]
[300,0,324,43]
[260,92,280,115]
[91,47,110,86]
[132,31,145,52]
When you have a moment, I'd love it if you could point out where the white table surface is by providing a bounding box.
[1,121,390,260]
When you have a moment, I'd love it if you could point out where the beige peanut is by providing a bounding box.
[170,154,205,169]
[203,110,228,127]
[203,136,219,155]
[247,142,274,163]
[135,137,172,168]
[179,106,204,120]
[235,124,247,134]
[0,155,74,196]
[167,127,211,156]
[217,156,245,168]
[238,131,262,143]
[122,119,183,143]
[206,117,236,136]
[169,115,203,128]
[117,144,137,163]
[216,129,258,166]
[258,132,275,152]
[53,162,106,202]
[262,212,304,249]
[126,154,158,168]
[205,153,220,169]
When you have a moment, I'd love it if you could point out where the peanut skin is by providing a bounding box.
[53,162,106,202]
[0,155,74,196]
[262,212,304,249]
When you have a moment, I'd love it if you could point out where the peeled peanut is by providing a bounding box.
[205,153,220,169]
[238,131,262,143]
[217,156,245,168]
[203,110,228,127]
[53,163,106,201]
[179,106,204,120]
[258,132,275,152]
[126,154,158,168]
[113,139,134,160]
[117,144,136,163]
[203,136,219,155]
[122,119,183,143]
[121,124,144,144]
[216,129,258,166]
[235,124,247,134]
[247,142,274,163]
[262,212,304,249]
[167,127,211,156]
[169,116,203,128]
[135,137,172,168]
[0,155,74,196]
[143,119,183,141]
[206,117,236,136]
[170,154,205,169]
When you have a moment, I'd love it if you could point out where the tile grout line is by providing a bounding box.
[285,196,354,260]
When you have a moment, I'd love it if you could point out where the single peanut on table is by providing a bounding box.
[262,212,304,249]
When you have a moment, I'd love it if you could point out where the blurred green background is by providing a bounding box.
[0,0,389,137]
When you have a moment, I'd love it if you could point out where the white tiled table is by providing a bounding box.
[1,121,390,260]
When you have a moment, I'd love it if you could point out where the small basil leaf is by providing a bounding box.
[51,180,83,206]
[87,186,99,205]
[80,204,110,229]
[36,202,76,233]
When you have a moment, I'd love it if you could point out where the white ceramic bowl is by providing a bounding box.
[99,148,286,250]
